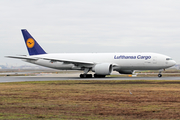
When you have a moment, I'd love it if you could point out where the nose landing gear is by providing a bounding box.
[158,74,162,77]
[158,69,165,78]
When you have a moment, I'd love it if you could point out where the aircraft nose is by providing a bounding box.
[171,60,176,66]
[173,60,176,65]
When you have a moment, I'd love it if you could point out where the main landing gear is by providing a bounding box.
[80,68,92,78]
[80,74,92,78]
[94,74,106,78]
[80,68,106,78]
[79,74,106,78]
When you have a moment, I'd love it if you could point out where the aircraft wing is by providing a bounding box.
[41,57,118,68]
[6,55,95,67]
[41,57,95,66]
[6,55,117,68]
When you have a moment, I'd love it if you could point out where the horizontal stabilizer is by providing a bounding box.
[5,55,38,60]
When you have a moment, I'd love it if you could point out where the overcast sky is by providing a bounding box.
[0,0,180,66]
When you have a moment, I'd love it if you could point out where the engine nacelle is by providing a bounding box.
[92,63,113,75]
[118,70,134,74]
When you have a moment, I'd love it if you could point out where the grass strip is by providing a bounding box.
[0,80,180,119]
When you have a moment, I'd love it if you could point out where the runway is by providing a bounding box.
[0,76,180,83]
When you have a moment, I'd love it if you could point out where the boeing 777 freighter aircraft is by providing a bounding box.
[6,29,176,78]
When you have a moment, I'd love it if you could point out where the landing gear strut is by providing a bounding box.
[80,68,92,78]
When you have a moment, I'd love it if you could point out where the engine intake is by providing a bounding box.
[92,63,113,75]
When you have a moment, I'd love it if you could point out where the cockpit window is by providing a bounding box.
[166,58,173,60]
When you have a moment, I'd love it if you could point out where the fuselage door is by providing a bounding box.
[144,57,152,66]
[153,56,157,64]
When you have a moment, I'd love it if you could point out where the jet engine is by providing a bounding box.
[92,63,113,75]
[118,70,134,74]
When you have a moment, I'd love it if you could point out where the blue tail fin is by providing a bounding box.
[21,29,47,56]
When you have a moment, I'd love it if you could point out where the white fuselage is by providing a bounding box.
[24,52,176,71]
[8,29,176,78]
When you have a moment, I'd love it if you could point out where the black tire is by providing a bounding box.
[80,74,92,78]
[80,74,84,78]
[158,74,162,77]
[94,74,106,78]
[87,74,92,78]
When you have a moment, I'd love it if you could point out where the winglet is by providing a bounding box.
[21,29,47,56]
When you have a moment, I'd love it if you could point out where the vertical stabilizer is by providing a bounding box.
[21,29,46,55]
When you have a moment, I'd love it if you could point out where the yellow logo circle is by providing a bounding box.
[26,38,35,48]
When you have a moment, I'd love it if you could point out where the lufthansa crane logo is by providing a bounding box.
[26,38,35,48]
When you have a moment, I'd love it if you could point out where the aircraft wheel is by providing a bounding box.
[94,74,106,78]
[158,74,162,78]
[87,74,92,78]
[80,74,86,78]
[80,74,92,78]
[80,74,84,78]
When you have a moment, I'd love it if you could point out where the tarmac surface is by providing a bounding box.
[0,76,180,83]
